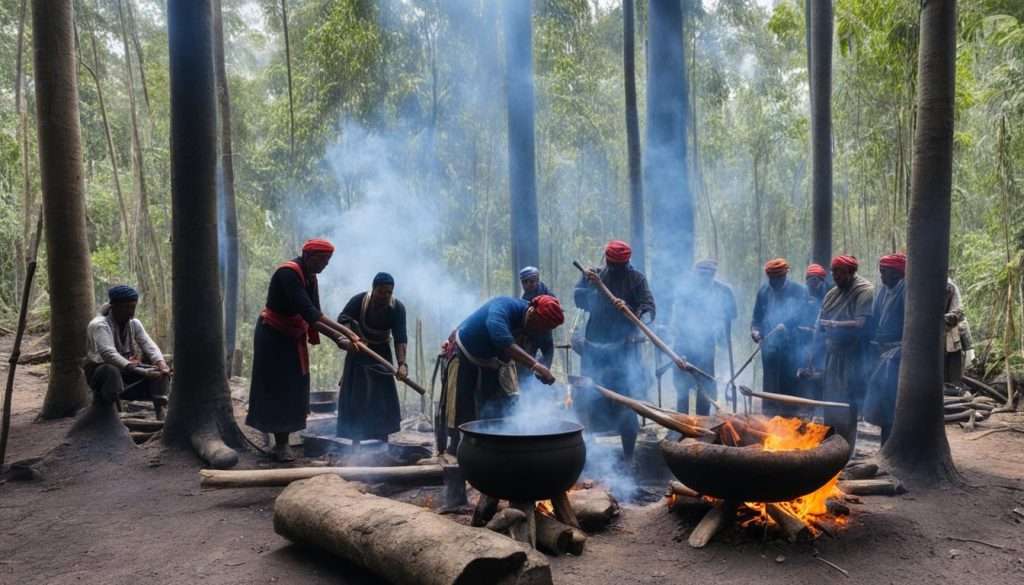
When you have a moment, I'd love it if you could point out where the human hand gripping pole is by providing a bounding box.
[572,260,724,412]
[331,322,427,396]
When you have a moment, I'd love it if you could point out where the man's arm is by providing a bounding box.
[632,272,656,323]
[91,321,132,370]
[133,320,170,374]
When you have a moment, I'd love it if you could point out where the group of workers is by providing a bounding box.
[82,237,972,464]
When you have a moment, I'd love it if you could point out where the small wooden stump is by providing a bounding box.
[441,464,468,510]
[688,501,737,548]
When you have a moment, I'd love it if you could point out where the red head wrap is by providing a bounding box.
[764,258,790,276]
[529,294,565,329]
[302,238,335,255]
[878,253,907,274]
[831,255,859,270]
[605,240,632,264]
[805,264,827,279]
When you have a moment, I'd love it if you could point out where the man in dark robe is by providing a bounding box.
[84,285,171,419]
[336,272,407,444]
[670,259,736,415]
[574,240,655,462]
[440,294,563,454]
[517,266,555,388]
[795,264,829,404]
[864,254,906,445]
[817,255,874,455]
[750,258,807,416]
[247,239,357,462]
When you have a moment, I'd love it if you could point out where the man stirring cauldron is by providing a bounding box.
[574,240,655,464]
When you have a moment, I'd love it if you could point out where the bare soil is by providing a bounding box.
[2,333,1023,585]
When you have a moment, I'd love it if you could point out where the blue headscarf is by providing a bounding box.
[108,285,139,303]
[372,272,395,288]
[519,266,540,281]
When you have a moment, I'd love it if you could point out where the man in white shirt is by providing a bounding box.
[84,285,171,419]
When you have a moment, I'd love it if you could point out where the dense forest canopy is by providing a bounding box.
[0,0,1022,392]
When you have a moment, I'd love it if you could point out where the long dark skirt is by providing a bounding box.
[673,343,715,415]
[246,317,310,434]
[577,341,641,435]
[864,347,901,428]
[336,342,402,441]
[761,347,801,417]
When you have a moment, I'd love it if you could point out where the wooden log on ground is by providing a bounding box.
[568,528,586,556]
[826,499,851,516]
[16,347,50,365]
[130,431,158,444]
[199,465,444,489]
[535,514,574,555]
[121,417,164,432]
[963,376,1008,403]
[837,478,906,496]
[688,501,737,548]
[669,480,701,498]
[509,501,537,548]
[550,491,580,529]
[568,488,620,532]
[840,463,878,480]
[486,508,527,533]
[766,504,813,543]
[945,410,989,423]
[274,475,551,585]
[472,494,500,527]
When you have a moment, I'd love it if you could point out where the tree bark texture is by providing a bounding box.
[504,0,540,281]
[212,0,241,370]
[162,0,242,469]
[879,0,959,484]
[274,475,553,585]
[645,0,693,300]
[624,0,644,271]
[810,0,833,267]
[34,0,95,419]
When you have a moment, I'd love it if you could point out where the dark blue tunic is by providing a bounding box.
[750,279,807,416]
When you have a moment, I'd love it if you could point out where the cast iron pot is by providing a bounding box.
[457,418,586,502]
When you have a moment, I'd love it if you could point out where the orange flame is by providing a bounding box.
[536,500,555,517]
[563,386,573,410]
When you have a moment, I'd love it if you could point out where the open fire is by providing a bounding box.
[667,416,849,541]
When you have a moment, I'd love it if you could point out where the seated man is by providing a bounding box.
[84,285,171,419]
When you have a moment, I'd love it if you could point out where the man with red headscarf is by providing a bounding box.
[574,240,655,463]
[438,294,562,454]
[750,258,807,416]
[864,253,906,445]
[247,239,361,461]
[816,255,874,455]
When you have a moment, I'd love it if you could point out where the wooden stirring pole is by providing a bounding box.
[333,322,427,396]
[572,260,723,412]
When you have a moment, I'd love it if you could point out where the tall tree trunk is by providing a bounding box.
[163,0,242,469]
[123,0,152,118]
[213,0,240,373]
[281,0,296,163]
[688,17,719,261]
[15,0,31,303]
[623,0,644,271]
[34,0,95,419]
[878,0,958,484]
[810,0,833,266]
[645,0,693,299]
[504,0,540,280]
[117,0,167,342]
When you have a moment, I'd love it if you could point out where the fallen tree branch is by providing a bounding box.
[199,464,444,489]
[945,536,1014,551]
[814,555,849,578]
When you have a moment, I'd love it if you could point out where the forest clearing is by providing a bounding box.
[2,1,1024,584]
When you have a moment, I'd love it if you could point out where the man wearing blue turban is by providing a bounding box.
[83,285,171,419]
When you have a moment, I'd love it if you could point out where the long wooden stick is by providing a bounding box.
[573,260,722,411]
[569,375,714,438]
[199,464,444,489]
[333,322,426,396]
[0,212,42,467]
[737,385,849,409]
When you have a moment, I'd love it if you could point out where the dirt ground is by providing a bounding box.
[1,333,1023,585]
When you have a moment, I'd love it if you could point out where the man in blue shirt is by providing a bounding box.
[751,258,807,416]
[518,266,555,386]
[439,294,563,454]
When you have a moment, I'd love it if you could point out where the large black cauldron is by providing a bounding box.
[457,418,586,502]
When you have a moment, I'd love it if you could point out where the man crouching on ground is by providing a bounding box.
[84,285,171,419]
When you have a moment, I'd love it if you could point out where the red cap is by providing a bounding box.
[605,240,632,264]
[529,294,564,329]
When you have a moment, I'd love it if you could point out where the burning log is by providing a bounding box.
[837,478,906,496]
[661,434,850,503]
[199,465,444,489]
[568,488,620,532]
[550,491,580,529]
[274,475,552,585]
[534,514,574,556]
[688,501,737,548]
[766,504,813,543]
[826,499,850,516]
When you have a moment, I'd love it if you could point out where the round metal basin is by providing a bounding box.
[457,418,586,502]
[660,434,850,502]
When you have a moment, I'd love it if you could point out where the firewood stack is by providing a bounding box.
[944,377,1008,426]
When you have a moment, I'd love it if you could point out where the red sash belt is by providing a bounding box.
[260,260,320,375]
